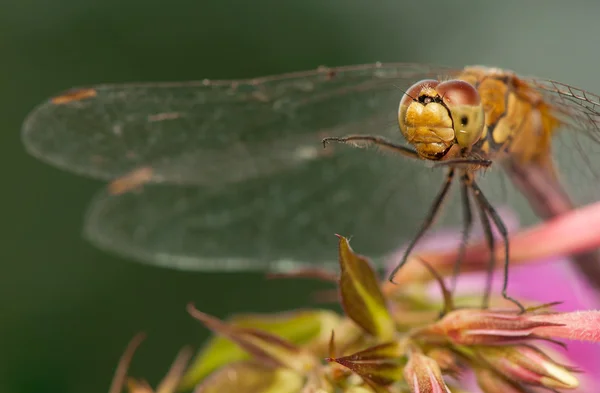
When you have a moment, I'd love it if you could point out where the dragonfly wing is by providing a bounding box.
[83,165,445,271]
[22,63,456,186]
[524,77,600,210]
[25,63,481,271]
[84,161,530,272]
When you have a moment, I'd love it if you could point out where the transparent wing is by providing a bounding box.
[528,78,600,137]
[525,76,600,208]
[23,63,455,186]
[19,63,529,271]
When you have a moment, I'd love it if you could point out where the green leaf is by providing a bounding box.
[194,361,303,393]
[337,235,395,340]
[328,341,406,389]
[185,306,318,381]
[180,309,339,390]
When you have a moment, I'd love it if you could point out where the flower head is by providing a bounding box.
[105,209,600,392]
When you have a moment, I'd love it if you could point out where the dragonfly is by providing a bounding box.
[21,63,600,308]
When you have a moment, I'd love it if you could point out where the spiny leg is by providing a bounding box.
[388,168,456,283]
[322,135,419,159]
[451,173,474,297]
[434,158,493,168]
[473,186,495,309]
[471,181,525,313]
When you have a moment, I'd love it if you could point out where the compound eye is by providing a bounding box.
[437,80,481,106]
[436,80,485,148]
[399,79,440,107]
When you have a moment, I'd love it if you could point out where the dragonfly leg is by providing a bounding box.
[472,184,495,309]
[322,135,419,159]
[471,181,526,313]
[388,168,455,283]
[434,158,492,168]
[451,173,474,298]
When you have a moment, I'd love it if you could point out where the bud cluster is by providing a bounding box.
[108,235,599,393]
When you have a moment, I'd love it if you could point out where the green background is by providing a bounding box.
[3,1,600,392]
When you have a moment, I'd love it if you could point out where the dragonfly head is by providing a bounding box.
[398,79,485,160]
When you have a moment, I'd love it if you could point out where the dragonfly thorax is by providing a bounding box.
[398,79,485,161]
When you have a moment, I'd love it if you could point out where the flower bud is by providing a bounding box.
[476,345,579,389]
[403,352,451,393]
[415,309,561,345]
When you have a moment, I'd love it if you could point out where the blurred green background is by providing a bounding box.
[3,1,600,392]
